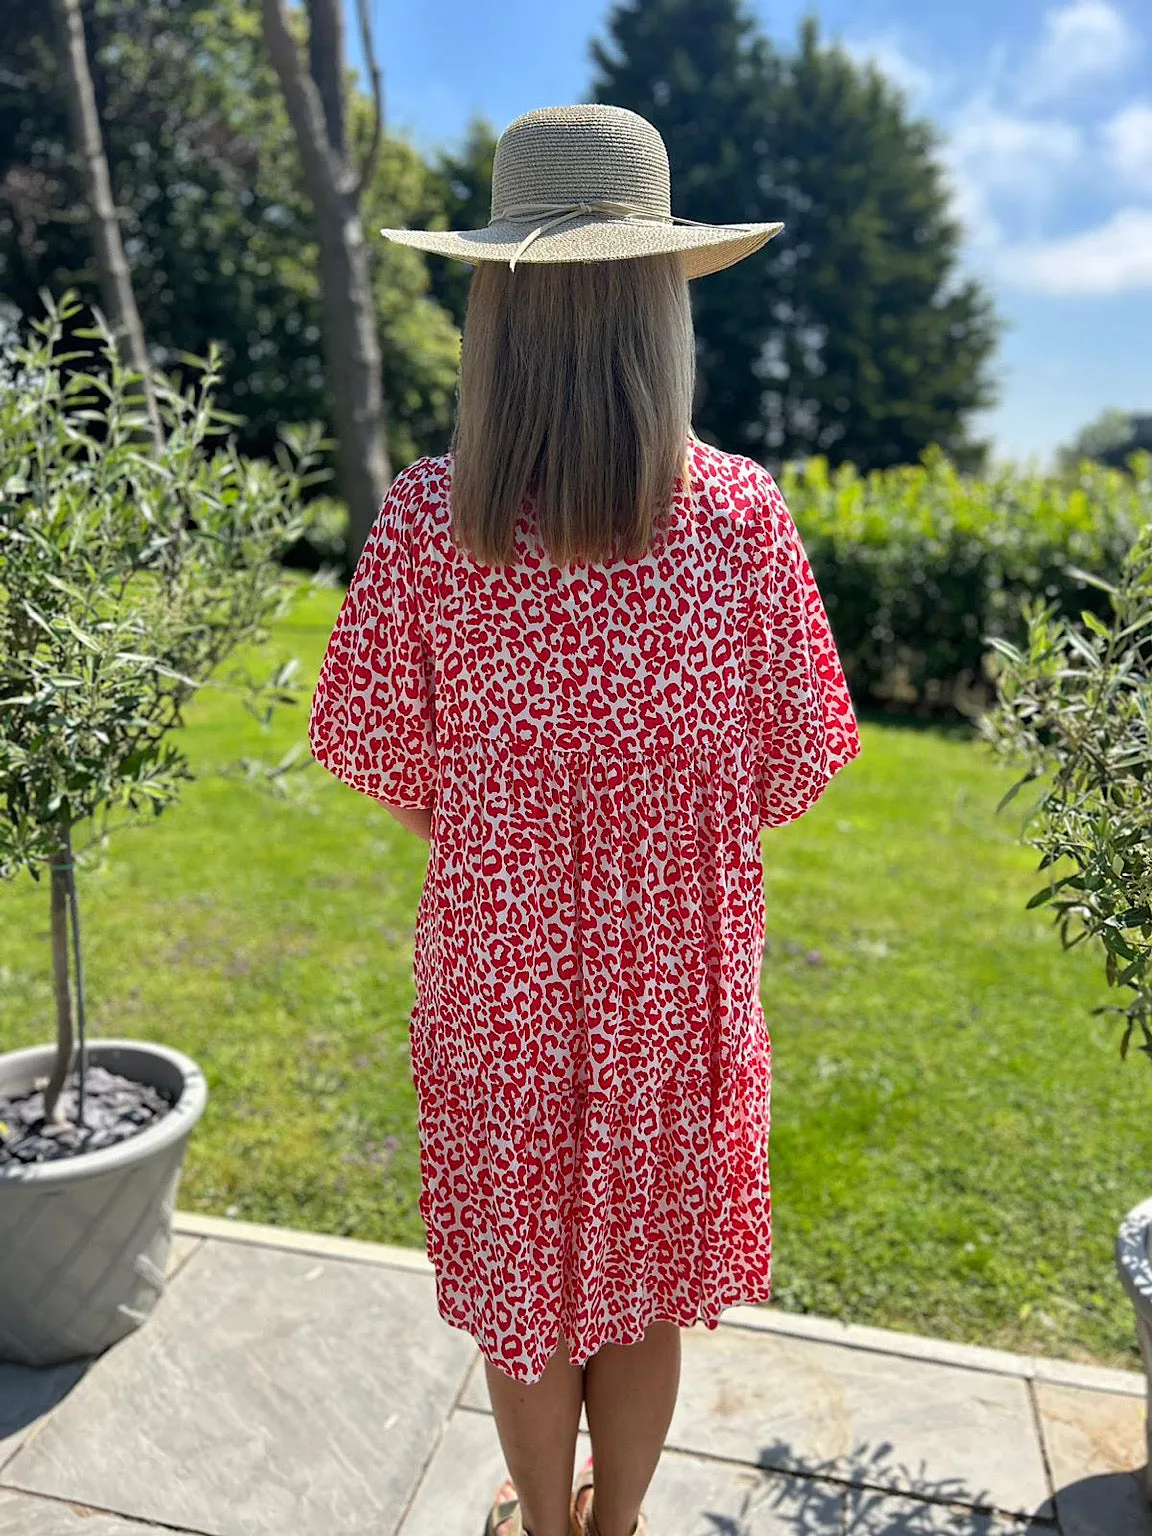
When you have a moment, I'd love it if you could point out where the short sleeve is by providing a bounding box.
[744,472,862,829]
[308,465,439,809]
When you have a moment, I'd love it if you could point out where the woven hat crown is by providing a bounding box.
[490,105,672,222]
[377,100,783,279]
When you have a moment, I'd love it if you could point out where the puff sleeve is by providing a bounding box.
[744,471,861,829]
[308,465,439,808]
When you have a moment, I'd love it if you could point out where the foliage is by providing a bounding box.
[977,521,1152,1062]
[1057,407,1152,473]
[0,0,461,474]
[590,0,1001,470]
[414,115,499,333]
[0,292,317,880]
[363,133,462,465]
[281,495,350,573]
[780,449,1150,720]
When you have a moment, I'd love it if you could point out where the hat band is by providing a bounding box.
[492,199,757,271]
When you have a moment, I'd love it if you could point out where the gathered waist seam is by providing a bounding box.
[436,736,752,758]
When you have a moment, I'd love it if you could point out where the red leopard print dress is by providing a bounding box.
[308,436,861,1383]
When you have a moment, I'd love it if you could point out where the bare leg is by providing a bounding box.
[578,1322,682,1536]
[484,1333,585,1536]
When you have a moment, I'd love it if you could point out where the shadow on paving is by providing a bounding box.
[756,1439,1026,1532]
[0,1358,89,1453]
[752,1434,1146,1533]
[758,1437,1148,1536]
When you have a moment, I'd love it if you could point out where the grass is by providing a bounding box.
[1,579,1148,1371]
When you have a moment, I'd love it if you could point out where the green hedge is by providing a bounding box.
[287,450,1151,723]
[783,450,1151,721]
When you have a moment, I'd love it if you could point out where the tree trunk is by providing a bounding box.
[50,0,163,452]
[308,0,346,158]
[315,205,392,569]
[261,0,391,566]
[43,827,74,1126]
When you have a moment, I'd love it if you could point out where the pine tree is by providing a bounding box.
[590,0,781,455]
[590,2,1001,470]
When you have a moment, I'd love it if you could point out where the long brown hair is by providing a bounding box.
[449,252,696,568]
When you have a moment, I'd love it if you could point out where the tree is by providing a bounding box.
[590,0,1001,470]
[0,1,460,520]
[417,116,499,332]
[0,295,312,1129]
[261,0,390,561]
[590,0,776,457]
[1058,408,1152,472]
[48,0,161,448]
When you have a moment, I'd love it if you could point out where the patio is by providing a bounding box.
[0,1211,1147,1535]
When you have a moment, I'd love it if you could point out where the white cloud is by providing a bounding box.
[995,206,1152,294]
[1022,0,1137,104]
[941,102,1083,243]
[841,6,1152,298]
[1104,102,1152,191]
[841,34,936,108]
[947,104,1083,190]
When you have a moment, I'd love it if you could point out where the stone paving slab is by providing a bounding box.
[0,1488,201,1535]
[0,1234,204,1485]
[1034,1380,1152,1536]
[662,1326,1052,1521]
[2,1238,476,1536]
[459,1324,1052,1520]
[0,1358,89,1476]
[721,1306,1144,1400]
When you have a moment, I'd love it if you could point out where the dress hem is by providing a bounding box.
[442,1282,776,1385]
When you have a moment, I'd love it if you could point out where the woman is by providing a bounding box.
[309,104,861,1536]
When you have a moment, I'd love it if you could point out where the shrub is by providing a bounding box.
[782,448,1149,720]
[0,292,318,1133]
[978,519,1152,1061]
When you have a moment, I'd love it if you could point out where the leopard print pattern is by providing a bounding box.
[309,437,862,1383]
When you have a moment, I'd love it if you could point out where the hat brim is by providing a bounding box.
[379,215,784,280]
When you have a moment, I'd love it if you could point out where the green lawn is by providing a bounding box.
[2,580,1148,1370]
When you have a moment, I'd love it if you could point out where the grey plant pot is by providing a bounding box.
[1116,1194,1152,1502]
[0,1038,208,1368]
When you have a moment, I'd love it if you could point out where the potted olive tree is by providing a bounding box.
[0,294,315,1367]
[978,507,1152,1490]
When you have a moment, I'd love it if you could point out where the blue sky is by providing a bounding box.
[351,0,1152,466]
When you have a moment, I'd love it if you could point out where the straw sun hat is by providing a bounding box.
[380,103,784,279]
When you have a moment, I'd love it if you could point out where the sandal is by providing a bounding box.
[487,1476,527,1536]
[570,1454,649,1536]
